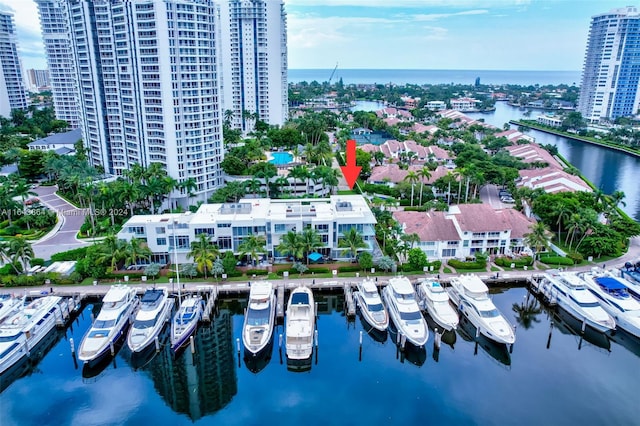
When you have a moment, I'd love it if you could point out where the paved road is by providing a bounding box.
[479,184,511,209]
[32,185,91,260]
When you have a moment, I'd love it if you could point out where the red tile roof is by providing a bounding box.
[393,211,460,241]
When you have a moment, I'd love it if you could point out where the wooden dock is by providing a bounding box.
[526,274,556,306]
[199,285,218,322]
[276,282,285,321]
[344,283,356,318]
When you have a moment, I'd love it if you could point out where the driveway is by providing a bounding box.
[32,185,91,260]
[480,184,513,209]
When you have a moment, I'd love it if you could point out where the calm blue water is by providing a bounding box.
[269,152,293,165]
[467,103,640,222]
[289,69,581,86]
[2,288,640,425]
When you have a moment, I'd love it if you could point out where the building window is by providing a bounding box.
[442,249,456,257]
[156,237,167,246]
[168,236,189,249]
[195,228,215,236]
[217,223,231,228]
[274,224,286,233]
[155,227,166,234]
[128,226,145,235]
[217,237,232,250]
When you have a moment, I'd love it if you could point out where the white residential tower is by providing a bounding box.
[0,11,27,118]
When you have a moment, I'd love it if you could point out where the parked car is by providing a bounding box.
[501,196,515,203]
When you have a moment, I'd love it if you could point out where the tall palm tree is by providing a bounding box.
[276,231,303,261]
[180,177,198,206]
[524,222,554,259]
[187,233,219,279]
[9,237,34,273]
[418,167,432,206]
[98,234,127,271]
[0,240,21,274]
[124,237,152,267]
[553,204,572,243]
[300,228,323,265]
[338,227,368,261]
[609,190,626,209]
[238,234,267,267]
[403,170,419,207]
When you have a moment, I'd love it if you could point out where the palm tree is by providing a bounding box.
[187,233,219,279]
[300,228,323,265]
[180,177,198,206]
[609,190,626,209]
[124,237,152,267]
[338,227,368,261]
[512,293,542,330]
[9,237,34,273]
[288,165,309,193]
[238,234,267,267]
[401,233,420,249]
[245,178,262,197]
[403,170,419,207]
[553,204,572,243]
[223,109,234,127]
[524,222,554,259]
[418,167,432,206]
[276,231,303,261]
[0,240,21,274]
[98,234,127,271]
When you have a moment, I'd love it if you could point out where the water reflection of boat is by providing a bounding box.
[243,338,273,373]
[550,307,611,351]
[457,315,512,367]
[130,327,170,370]
[610,328,640,358]
[388,322,427,367]
[81,334,129,379]
[0,326,63,392]
[424,316,456,349]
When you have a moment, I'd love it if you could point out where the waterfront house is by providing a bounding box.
[517,168,592,193]
[117,195,377,263]
[26,128,81,156]
[494,129,536,144]
[536,115,563,127]
[426,101,447,111]
[392,204,534,260]
[450,97,481,112]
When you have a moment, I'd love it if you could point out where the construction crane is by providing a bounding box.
[328,62,338,85]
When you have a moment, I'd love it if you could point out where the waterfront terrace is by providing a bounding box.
[117,195,377,263]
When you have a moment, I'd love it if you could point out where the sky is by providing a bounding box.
[0,0,629,71]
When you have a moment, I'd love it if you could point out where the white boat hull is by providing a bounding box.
[127,298,174,353]
[382,286,428,347]
[355,291,388,332]
[285,287,315,361]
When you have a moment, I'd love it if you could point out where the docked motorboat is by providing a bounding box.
[417,280,459,331]
[580,269,640,338]
[127,288,175,353]
[285,286,315,361]
[355,278,389,332]
[447,275,515,345]
[170,295,203,352]
[540,271,615,334]
[243,282,276,355]
[0,294,23,324]
[78,285,138,364]
[0,296,68,375]
[382,277,428,347]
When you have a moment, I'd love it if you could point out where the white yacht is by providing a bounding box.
[355,279,389,332]
[78,286,138,364]
[0,294,23,324]
[447,275,515,345]
[580,269,640,338]
[0,296,67,375]
[417,280,459,331]
[243,282,276,355]
[285,286,315,360]
[382,277,428,347]
[170,295,203,352]
[540,271,616,334]
[127,288,175,353]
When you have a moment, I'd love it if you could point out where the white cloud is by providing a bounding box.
[286,0,529,7]
[410,9,489,21]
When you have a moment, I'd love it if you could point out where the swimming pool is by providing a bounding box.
[269,152,293,165]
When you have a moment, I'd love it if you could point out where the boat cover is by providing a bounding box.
[595,277,627,290]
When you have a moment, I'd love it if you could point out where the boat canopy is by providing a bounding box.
[389,277,414,294]
[141,289,163,304]
[595,277,627,290]
[103,286,131,303]
[457,275,488,294]
[361,279,377,293]
[291,292,309,305]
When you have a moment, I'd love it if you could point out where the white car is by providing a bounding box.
[501,196,515,203]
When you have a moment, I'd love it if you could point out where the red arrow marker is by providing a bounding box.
[340,139,362,190]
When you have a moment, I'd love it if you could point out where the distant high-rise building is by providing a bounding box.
[0,11,28,118]
[578,6,640,123]
[34,0,80,127]
[65,0,224,203]
[218,0,288,132]
[27,68,51,91]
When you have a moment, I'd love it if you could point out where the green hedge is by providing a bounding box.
[447,259,487,270]
[245,269,269,276]
[337,266,361,273]
[494,256,534,268]
[539,256,574,266]
[276,267,331,276]
[51,246,89,261]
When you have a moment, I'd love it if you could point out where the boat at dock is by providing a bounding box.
[170,295,204,352]
[539,271,615,334]
[243,282,276,356]
[354,278,388,332]
[417,280,459,331]
[285,286,315,362]
[447,275,515,345]
[0,296,68,375]
[579,269,640,338]
[0,294,23,325]
[78,286,138,365]
[127,288,175,353]
[382,277,428,347]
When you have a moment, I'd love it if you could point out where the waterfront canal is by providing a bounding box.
[468,103,640,222]
[2,287,639,425]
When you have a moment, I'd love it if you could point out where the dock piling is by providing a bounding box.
[190,336,195,354]
[155,336,160,353]
[69,337,75,355]
[344,284,356,318]
[109,341,115,356]
[434,328,441,350]
[276,283,285,321]
[359,330,363,362]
